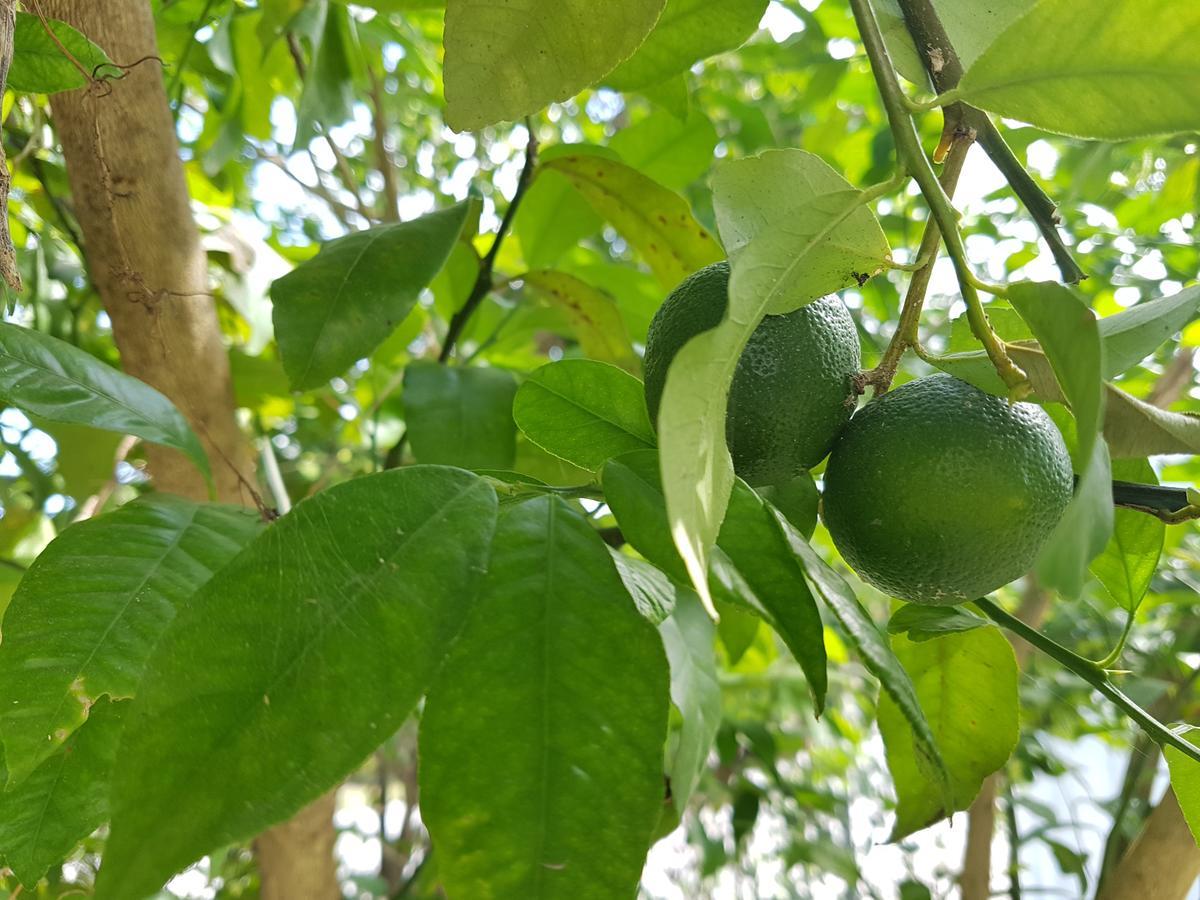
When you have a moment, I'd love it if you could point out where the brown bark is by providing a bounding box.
[1098,790,1200,900]
[41,1,338,896]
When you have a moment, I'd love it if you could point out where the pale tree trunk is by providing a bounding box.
[1098,790,1200,900]
[41,1,339,896]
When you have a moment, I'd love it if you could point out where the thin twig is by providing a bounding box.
[367,62,400,222]
[254,147,361,225]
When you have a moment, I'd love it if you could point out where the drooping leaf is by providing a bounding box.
[1036,439,1114,599]
[878,629,1019,840]
[402,361,519,469]
[542,154,723,290]
[605,0,769,91]
[294,2,359,147]
[888,605,988,643]
[520,270,639,370]
[513,359,654,472]
[715,600,760,666]
[442,0,667,131]
[659,590,721,810]
[1098,285,1200,379]
[0,699,125,888]
[271,201,470,390]
[419,496,669,899]
[660,151,887,606]
[0,323,209,482]
[95,468,498,900]
[774,514,952,810]
[0,496,262,786]
[957,0,1200,140]
[9,12,111,94]
[1089,458,1164,613]
[1165,727,1200,847]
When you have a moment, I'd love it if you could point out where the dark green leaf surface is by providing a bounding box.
[0,324,209,481]
[420,496,669,899]
[95,468,498,900]
[271,201,470,390]
[403,361,518,469]
[0,699,125,888]
[513,360,655,472]
[0,495,261,785]
[9,13,111,94]
[878,629,1019,839]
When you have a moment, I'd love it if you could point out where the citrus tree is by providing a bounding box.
[0,0,1198,898]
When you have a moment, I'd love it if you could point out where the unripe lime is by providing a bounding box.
[822,373,1073,605]
[643,262,860,486]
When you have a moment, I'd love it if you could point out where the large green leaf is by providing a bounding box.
[878,629,1019,840]
[542,154,723,290]
[271,201,470,390]
[659,151,887,606]
[0,496,262,785]
[1089,458,1163,613]
[520,271,639,370]
[0,323,209,481]
[1098,285,1200,379]
[513,359,655,472]
[9,12,111,94]
[775,515,952,810]
[957,0,1200,139]
[420,496,668,899]
[0,699,125,888]
[95,468,498,900]
[605,0,768,91]
[442,0,667,131]
[402,361,519,469]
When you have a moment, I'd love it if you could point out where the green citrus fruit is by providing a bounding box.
[643,261,861,486]
[821,373,1073,605]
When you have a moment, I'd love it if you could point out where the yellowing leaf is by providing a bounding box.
[521,270,639,370]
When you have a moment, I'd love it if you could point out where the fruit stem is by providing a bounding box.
[974,597,1200,765]
[848,0,1030,397]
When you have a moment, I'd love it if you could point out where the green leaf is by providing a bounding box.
[957,0,1200,140]
[609,549,677,625]
[514,145,611,270]
[1036,439,1114,599]
[1165,726,1200,847]
[605,0,768,91]
[715,600,760,665]
[294,2,359,147]
[520,270,639,370]
[0,699,125,888]
[1098,285,1200,378]
[757,473,820,540]
[542,154,724,290]
[271,201,470,390]
[774,515,952,811]
[878,629,1019,840]
[402,361,519,469]
[659,590,721,809]
[419,496,669,899]
[660,151,887,606]
[609,109,718,191]
[9,12,111,94]
[888,605,988,643]
[1009,281,1104,470]
[0,496,261,785]
[95,468,498,900]
[513,360,654,472]
[1089,459,1163,613]
[0,323,210,482]
[442,0,667,131]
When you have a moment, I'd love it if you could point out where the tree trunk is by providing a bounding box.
[1098,790,1200,900]
[41,1,339,896]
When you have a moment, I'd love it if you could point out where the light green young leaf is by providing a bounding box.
[1098,285,1200,378]
[878,629,1019,840]
[0,699,125,889]
[402,361,518,469]
[0,496,261,786]
[521,270,639,370]
[9,12,111,94]
[513,359,654,472]
[957,0,1200,140]
[442,0,667,131]
[1036,439,1114,599]
[660,151,888,607]
[609,109,718,191]
[1165,727,1200,847]
[543,153,723,290]
[95,468,497,900]
[271,201,470,390]
[420,496,668,899]
[1089,459,1164,613]
[514,145,612,270]
[0,324,210,485]
[605,0,768,91]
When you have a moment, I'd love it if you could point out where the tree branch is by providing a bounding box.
[894,0,1085,284]
[367,62,400,223]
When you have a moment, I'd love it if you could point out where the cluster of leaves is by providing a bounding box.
[0,0,1198,897]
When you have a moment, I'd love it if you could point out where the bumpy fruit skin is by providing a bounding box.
[643,262,861,486]
[822,373,1073,606]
